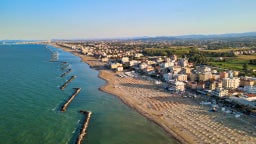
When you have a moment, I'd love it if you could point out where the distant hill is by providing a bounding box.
[134,32,256,41]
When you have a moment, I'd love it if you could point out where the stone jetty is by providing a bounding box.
[60,76,76,90]
[60,68,72,77]
[61,88,81,112]
[76,110,92,144]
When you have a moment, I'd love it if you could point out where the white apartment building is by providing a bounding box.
[161,62,174,68]
[129,60,140,67]
[222,77,240,89]
[174,74,187,81]
[169,81,185,92]
[199,72,212,81]
[139,63,148,70]
[196,66,211,73]
[211,88,229,97]
[121,57,129,63]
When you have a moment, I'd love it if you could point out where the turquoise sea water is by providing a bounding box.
[0,44,178,144]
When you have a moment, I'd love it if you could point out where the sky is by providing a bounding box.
[0,0,256,40]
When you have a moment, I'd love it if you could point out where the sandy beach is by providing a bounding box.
[52,43,256,144]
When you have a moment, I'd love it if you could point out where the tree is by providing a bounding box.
[243,63,248,72]
[187,48,208,65]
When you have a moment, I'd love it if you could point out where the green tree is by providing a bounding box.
[243,63,248,72]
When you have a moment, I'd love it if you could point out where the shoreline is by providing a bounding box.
[98,70,186,144]
[51,43,256,144]
[51,43,185,143]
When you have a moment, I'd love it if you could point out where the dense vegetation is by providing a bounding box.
[187,48,208,65]
[143,47,190,57]
[249,59,256,65]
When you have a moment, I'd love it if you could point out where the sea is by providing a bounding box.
[0,44,178,144]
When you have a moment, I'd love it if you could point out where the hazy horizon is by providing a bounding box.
[1,0,256,40]
[1,31,256,41]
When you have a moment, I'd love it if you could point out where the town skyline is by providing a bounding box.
[1,0,256,40]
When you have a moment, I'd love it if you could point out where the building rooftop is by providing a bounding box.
[246,94,256,98]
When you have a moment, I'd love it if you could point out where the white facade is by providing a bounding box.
[147,60,156,65]
[111,63,122,69]
[174,81,185,92]
[197,66,211,73]
[117,66,123,72]
[121,57,129,63]
[135,53,143,58]
[161,62,174,68]
[199,72,212,81]
[222,77,240,89]
[101,57,109,62]
[129,60,140,67]
[139,63,148,70]
[211,88,229,97]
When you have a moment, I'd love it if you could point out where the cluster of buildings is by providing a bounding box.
[56,42,256,108]
[232,49,256,55]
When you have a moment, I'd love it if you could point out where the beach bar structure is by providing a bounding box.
[76,110,92,144]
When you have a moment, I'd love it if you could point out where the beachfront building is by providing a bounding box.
[228,70,236,78]
[121,57,129,63]
[135,53,143,58]
[233,71,239,77]
[129,60,140,67]
[240,77,254,86]
[147,60,156,65]
[209,81,216,90]
[163,73,173,82]
[165,57,171,62]
[211,88,229,97]
[169,81,185,92]
[220,71,229,79]
[222,77,240,89]
[172,55,178,61]
[160,61,174,68]
[175,74,187,82]
[117,66,123,72]
[111,63,122,69]
[215,80,223,88]
[199,72,212,81]
[197,82,205,90]
[145,66,154,72]
[183,67,192,75]
[197,65,211,73]
[156,57,164,63]
[230,94,256,108]
[139,62,148,70]
[187,81,197,89]
[190,71,198,82]
[244,94,256,101]
[178,58,188,67]
[212,74,220,80]
[101,57,109,62]
[170,66,182,74]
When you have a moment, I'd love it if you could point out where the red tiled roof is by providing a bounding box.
[246,94,256,97]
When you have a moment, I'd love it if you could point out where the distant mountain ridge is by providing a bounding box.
[1,32,256,41]
[134,32,256,41]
